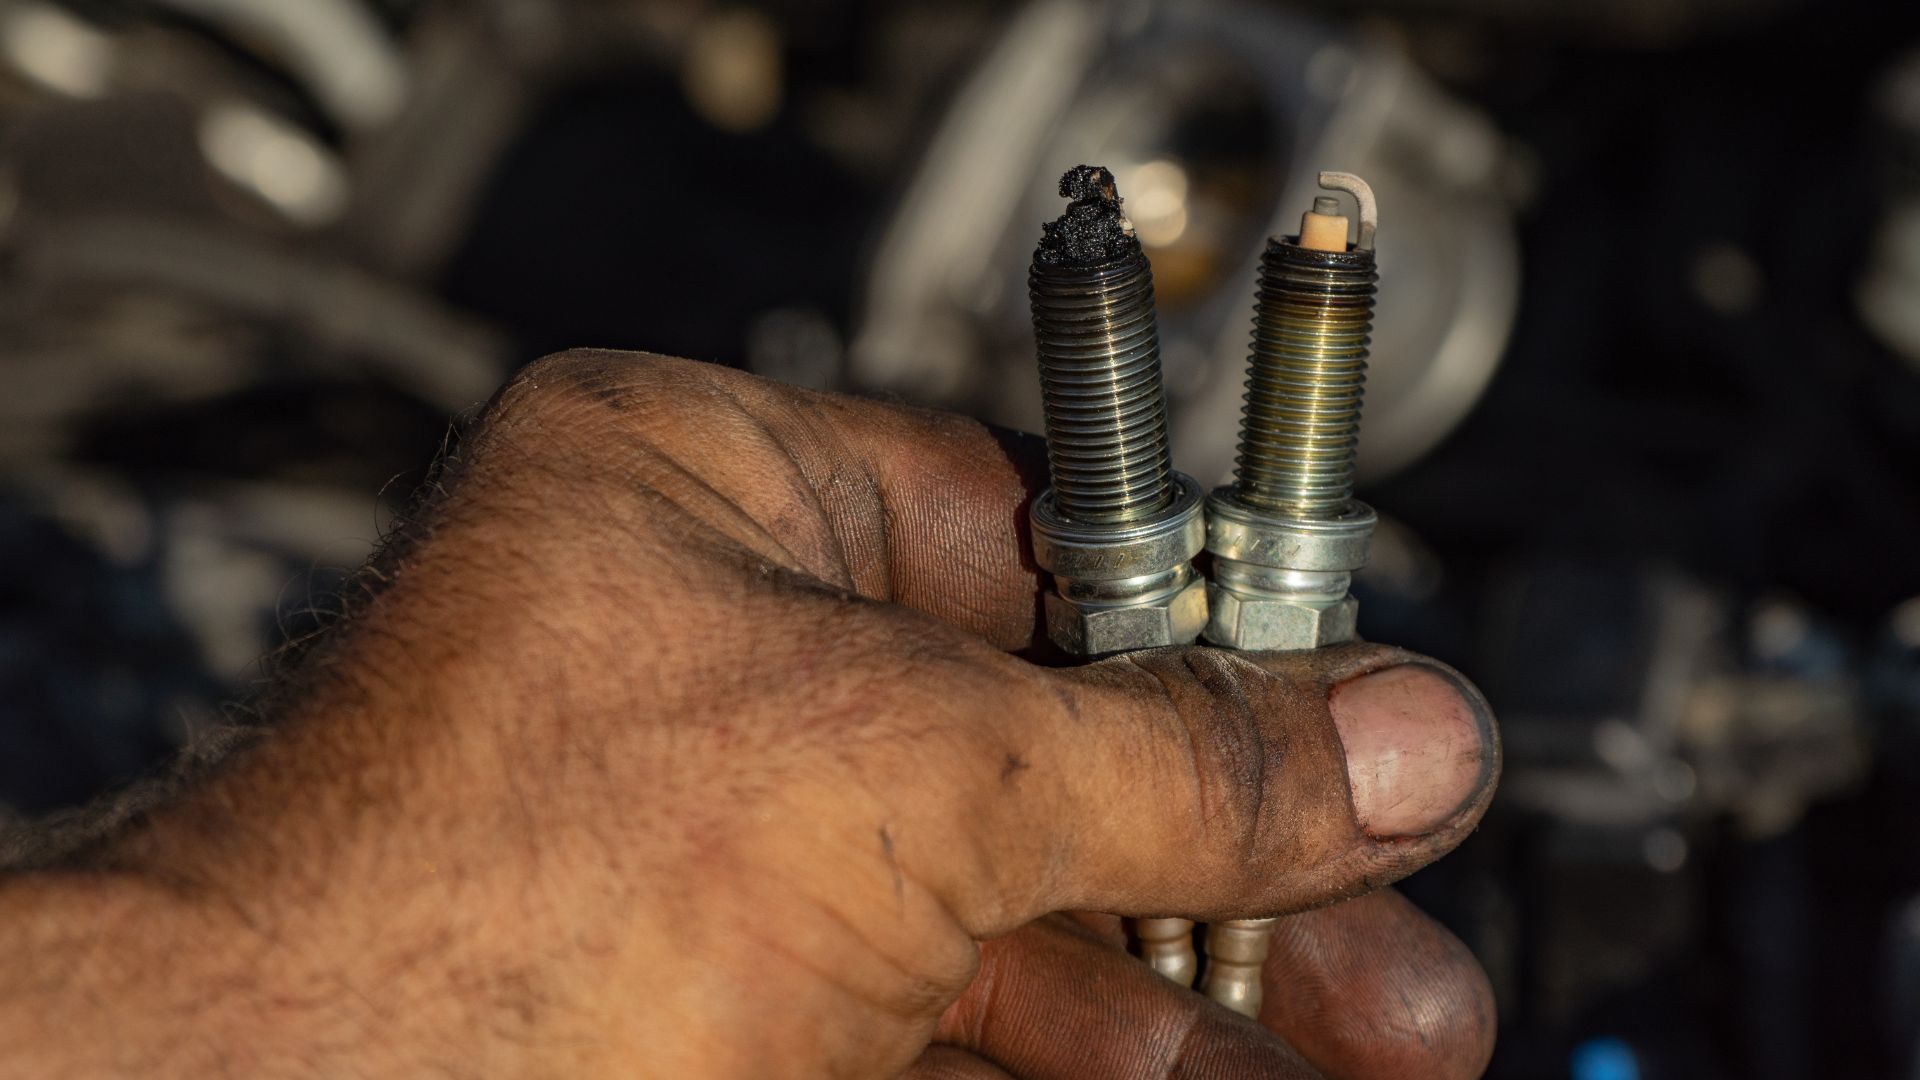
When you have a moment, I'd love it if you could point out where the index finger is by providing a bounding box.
[493,350,1055,650]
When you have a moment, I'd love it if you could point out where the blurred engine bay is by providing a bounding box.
[2,0,1919,1076]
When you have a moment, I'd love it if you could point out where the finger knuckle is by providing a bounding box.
[490,348,689,431]
[1344,979,1496,1079]
[1315,924,1498,1079]
[1145,650,1284,851]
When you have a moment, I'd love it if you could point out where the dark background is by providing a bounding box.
[4,1,1920,1077]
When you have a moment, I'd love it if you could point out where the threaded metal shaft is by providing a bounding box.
[1232,239,1377,520]
[1030,254,1175,525]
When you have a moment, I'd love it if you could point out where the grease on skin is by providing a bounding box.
[1329,665,1488,839]
[879,826,905,905]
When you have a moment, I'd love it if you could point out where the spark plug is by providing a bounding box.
[1026,165,1207,660]
[1026,165,1207,985]
[1198,172,1381,1018]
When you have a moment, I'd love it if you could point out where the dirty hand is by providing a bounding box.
[0,352,1499,1078]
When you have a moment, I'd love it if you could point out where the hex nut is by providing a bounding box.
[1047,574,1208,656]
[1205,588,1358,651]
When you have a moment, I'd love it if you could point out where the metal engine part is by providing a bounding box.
[850,0,1519,489]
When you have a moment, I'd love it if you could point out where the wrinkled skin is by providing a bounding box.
[0,352,1500,1078]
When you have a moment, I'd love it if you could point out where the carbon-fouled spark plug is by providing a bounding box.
[1026,166,1207,658]
[1198,171,1381,1018]
[1026,165,1207,985]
